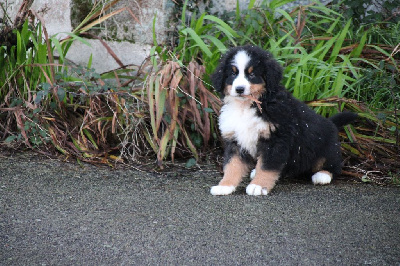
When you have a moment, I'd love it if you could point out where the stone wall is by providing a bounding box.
[1,0,72,37]
[66,0,176,73]
[1,0,175,73]
[1,0,374,73]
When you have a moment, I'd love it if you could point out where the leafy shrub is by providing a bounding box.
[0,0,145,165]
[331,0,400,25]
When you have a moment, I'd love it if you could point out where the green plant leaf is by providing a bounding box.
[203,107,214,113]
[202,35,227,53]
[330,19,352,62]
[51,36,64,63]
[57,87,66,101]
[275,8,295,28]
[153,13,158,46]
[351,30,368,58]
[185,158,197,168]
[215,25,237,46]
[82,128,99,149]
[204,15,239,38]
[248,0,256,9]
[5,135,17,143]
[87,54,93,69]
[270,0,297,9]
[181,28,212,57]
[195,13,206,33]
[59,32,91,47]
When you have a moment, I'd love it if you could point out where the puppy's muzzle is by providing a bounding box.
[235,86,245,95]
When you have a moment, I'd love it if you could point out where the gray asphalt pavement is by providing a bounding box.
[1,151,399,265]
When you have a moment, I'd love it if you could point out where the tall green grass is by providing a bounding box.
[227,0,399,112]
[0,0,143,164]
[222,1,373,116]
[0,19,74,147]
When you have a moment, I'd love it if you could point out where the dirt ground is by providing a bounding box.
[1,151,399,265]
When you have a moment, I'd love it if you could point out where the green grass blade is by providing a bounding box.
[153,13,158,46]
[16,32,25,65]
[275,8,295,28]
[87,54,93,69]
[195,13,206,33]
[60,32,91,47]
[248,0,256,9]
[143,129,158,154]
[351,30,368,58]
[147,75,157,137]
[181,0,188,25]
[51,36,64,63]
[332,67,344,96]
[215,25,237,46]
[83,129,99,149]
[270,0,297,9]
[182,28,212,57]
[202,35,227,53]
[158,129,171,161]
[204,15,239,38]
[330,19,351,62]
[236,0,240,20]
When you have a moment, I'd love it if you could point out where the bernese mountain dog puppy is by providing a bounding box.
[210,45,357,196]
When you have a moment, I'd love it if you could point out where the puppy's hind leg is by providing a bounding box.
[312,171,333,185]
[311,146,342,185]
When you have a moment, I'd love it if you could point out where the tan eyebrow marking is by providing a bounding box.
[248,66,254,74]
[232,66,237,73]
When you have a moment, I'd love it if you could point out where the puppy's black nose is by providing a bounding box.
[235,86,245,95]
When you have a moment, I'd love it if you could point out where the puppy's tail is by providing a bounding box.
[329,112,358,128]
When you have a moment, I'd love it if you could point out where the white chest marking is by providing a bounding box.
[219,97,275,158]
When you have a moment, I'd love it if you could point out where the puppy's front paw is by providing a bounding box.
[210,185,236,196]
[246,184,268,196]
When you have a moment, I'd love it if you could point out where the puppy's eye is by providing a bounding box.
[248,66,255,78]
[231,66,238,76]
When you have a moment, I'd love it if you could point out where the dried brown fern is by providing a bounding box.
[145,60,221,166]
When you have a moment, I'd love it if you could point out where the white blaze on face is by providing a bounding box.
[231,51,251,96]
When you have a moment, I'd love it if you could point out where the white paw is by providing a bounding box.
[312,172,332,185]
[250,169,256,180]
[246,184,268,196]
[210,185,236,195]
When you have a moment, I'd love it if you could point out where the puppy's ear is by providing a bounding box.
[263,55,283,92]
[211,47,240,97]
[210,60,226,97]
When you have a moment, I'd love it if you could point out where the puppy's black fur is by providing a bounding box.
[211,45,357,191]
